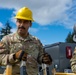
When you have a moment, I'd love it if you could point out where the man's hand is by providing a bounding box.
[42,53,52,65]
[13,50,28,61]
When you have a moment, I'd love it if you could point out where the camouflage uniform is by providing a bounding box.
[0,32,44,75]
[70,47,76,74]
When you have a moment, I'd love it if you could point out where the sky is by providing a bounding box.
[0,0,76,45]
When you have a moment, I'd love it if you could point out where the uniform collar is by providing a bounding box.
[15,32,33,41]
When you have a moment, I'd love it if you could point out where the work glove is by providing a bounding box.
[13,50,28,61]
[42,53,52,65]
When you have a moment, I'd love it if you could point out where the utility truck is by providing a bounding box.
[39,42,76,75]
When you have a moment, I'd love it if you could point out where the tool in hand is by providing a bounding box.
[6,63,12,75]
[19,50,27,75]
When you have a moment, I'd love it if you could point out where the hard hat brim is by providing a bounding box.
[14,16,34,22]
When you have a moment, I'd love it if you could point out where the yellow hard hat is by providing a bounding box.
[15,7,34,21]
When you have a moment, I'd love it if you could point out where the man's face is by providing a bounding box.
[16,19,31,36]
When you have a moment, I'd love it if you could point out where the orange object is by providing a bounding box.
[55,72,76,75]
[6,64,12,75]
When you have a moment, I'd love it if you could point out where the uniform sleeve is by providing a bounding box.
[0,36,15,66]
[70,47,76,73]
[37,39,44,64]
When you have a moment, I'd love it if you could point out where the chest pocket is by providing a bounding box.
[9,39,39,59]
[9,42,22,53]
[25,41,39,59]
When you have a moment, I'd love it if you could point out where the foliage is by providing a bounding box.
[0,21,12,40]
[65,32,75,43]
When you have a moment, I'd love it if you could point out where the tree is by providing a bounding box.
[0,21,12,40]
[65,32,74,43]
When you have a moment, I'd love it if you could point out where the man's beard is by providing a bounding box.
[17,26,28,37]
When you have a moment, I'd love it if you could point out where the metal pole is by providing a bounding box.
[42,64,47,75]
[20,60,27,75]
[19,51,27,75]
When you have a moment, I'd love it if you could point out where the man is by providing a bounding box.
[70,25,76,74]
[70,47,76,74]
[0,7,52,75]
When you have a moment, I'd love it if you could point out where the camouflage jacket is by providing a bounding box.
[0,32,44,75]
[70,47,76,74]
